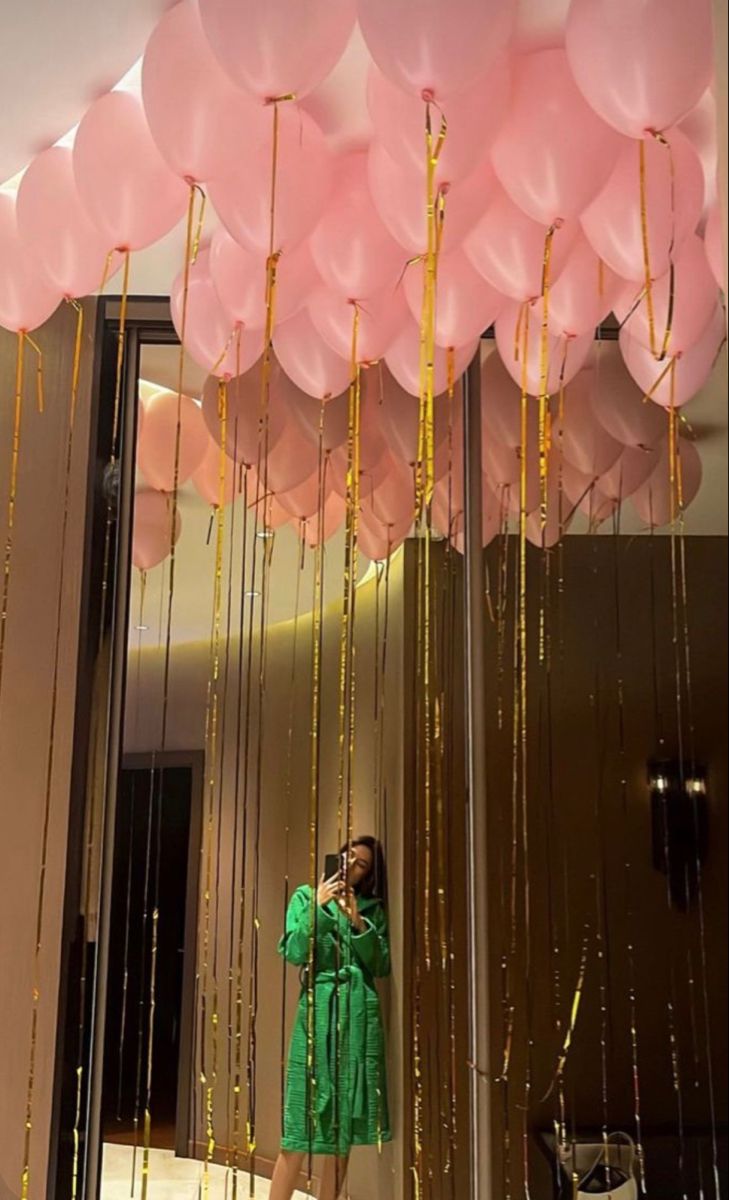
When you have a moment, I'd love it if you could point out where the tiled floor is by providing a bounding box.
[101,1144,309,1199]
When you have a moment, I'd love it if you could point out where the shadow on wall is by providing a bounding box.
[0,1173,18,1200]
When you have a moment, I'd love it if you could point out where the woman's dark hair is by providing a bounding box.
[339,835,388,905]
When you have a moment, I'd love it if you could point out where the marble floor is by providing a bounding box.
[101,1144,309,1199]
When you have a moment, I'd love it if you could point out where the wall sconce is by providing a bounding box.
[648,760,709,912]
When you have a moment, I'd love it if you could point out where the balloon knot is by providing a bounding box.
[421,88,435,103]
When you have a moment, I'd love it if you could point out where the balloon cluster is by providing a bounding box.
[2,0,723,565]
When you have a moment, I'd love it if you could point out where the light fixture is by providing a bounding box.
[648,759,709,912]
[245,589,261,599]
[134,624,149,632]
[256,529,274,540]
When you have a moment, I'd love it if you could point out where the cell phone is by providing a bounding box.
[323,853,343,881]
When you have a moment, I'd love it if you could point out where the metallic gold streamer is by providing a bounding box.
[0,332,26,709]
[639,139,659,361]
[246,101,288,1187]
[18,304,78,1197]
[610,512,647,1191]
[161,183,206,752]
[672,380,723,1200]
[199,382,229,1197]
[116,765,138,1123]
[305,405,328,1193]
[230,470,250,1199]
[130,767,157,1195]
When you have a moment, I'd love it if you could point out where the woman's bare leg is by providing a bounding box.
[318,1155,350,1200]
[270,1151,305,1200]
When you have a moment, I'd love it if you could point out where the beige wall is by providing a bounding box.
[0,302,97,1198]
[124,554,406,1199]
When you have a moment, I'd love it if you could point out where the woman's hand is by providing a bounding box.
[317,874,342,908]
[336,887,366,932]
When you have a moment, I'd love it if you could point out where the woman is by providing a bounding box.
[271,837,391,1200]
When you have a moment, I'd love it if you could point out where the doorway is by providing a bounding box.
[101,754,202,1157]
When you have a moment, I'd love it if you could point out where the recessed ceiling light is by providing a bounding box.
[134,624,149,632]
[245,590,261,599]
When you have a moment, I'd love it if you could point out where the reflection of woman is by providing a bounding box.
[270,837,391,1200]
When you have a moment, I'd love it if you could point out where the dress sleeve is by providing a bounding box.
[278,887,337,966]
[351,903,391,978]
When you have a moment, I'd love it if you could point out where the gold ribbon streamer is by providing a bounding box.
[161,183,206,752]
[639,136,676,362]
[0,332,26,710]
[20,301,82,1199]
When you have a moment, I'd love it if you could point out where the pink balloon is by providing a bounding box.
[366,58,511,184]
[631,437,703,527]
[581,128,705,284]
[561,458,598,503]
[327,440,391,500]
[0,193,60,333]
[385,319,477,398]
[679,89,719,216]
[363,456,415,527]
[274,307,352,399]
[358,512,399,563]
[432,474,462,537]
[434,473,503,549]
[310,151,405,299]
[171,250,261,379]
[136,391,147,439]
[309,284,408,363]
[566,0,714,139]
[615,235,719,356]
[277,470,329,520]
[378,366,450,465]
[556,370,623,476]
[481,348,539,450]
[403,248,504,349]
[73,91,188,252]
[492,49,624,225]
[526,453,575,546]
[359,379,392,472]
[704,202,725,292]
[142,1,266,184]
[368,140,497,257]
[548,237,623,338]
[465,188,579,303]
[263,494,293,531]
[209,106,333,255]
[620,304,726,409]
[599,444,661,501]
[198,0,356,101]
[210,227,318,330]
[265,416,320,493]
[191,434,240,507]
[132,489,182,570]
[287,385,350,454]
[482,435,520,491]
[589,345,667,448]
[494,300,593,396]
[358,0,515,100]
[16,146,120,300]
[302,491,347,547]
[137,389,208,491]
[201,361,287,466]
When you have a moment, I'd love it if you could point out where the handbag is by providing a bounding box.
[560,1133,638,1199]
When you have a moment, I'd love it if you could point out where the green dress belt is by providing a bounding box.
[303,963,370,1123]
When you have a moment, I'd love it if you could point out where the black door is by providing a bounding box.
[101,761,197,1152]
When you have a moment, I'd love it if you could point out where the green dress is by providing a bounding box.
[278,884,392,1156]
